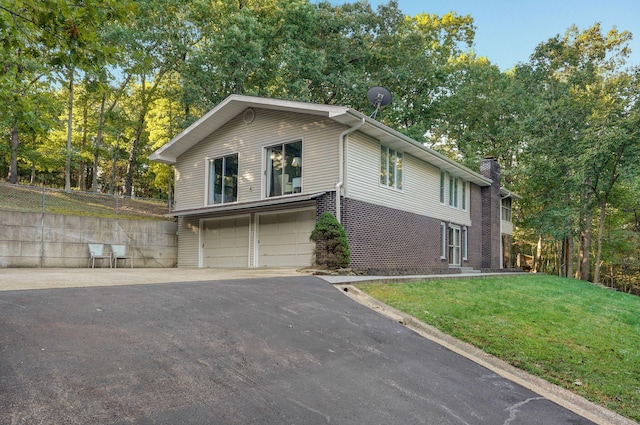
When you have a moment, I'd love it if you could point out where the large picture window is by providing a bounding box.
[208,154,238,204]
[266,140,302,197]
[380,145,403,190]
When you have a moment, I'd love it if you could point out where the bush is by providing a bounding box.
[310,212,351,269]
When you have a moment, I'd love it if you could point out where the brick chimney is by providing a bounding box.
[480,156,501,269]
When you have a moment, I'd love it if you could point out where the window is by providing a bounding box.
[462,226,468,261]
[208,154,238,204]
[461,180,466,210]
[502,197,512,222]
[442,170,466,210]
[440,222,447,259]
[266,140,302,197]
[448,225,461,266]
[380,145,403,190]
[449,176,459,208]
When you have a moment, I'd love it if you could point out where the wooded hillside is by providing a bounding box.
[2,0,639,291]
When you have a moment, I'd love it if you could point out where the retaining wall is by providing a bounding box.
[0,210,177,268]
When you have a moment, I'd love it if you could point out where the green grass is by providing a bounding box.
[355,275,640,422]
[0,183,170,220]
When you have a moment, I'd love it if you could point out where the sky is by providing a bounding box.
[339,0,640,71]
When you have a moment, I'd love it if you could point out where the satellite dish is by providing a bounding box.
[367,86,392,119]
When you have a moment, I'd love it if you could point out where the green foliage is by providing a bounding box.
[2,1,640,287]
[310,212,351,269]
[356,275,640,422]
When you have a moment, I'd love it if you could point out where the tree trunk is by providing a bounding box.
[593,199,607,284]
[29,135,36,185]
[110,133,120,195]
[534,235,542,273]
[559,235,574,278]
[578,205,592,281]
[124,77,148,198]
[8,125,19,184]
[65,67,74,192]
[124,110,146,197]
[92,92,107,192]
[78,100,88,191]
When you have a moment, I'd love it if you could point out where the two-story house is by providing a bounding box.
[150,95,516,272]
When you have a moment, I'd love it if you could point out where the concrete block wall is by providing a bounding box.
[0,211,177,268]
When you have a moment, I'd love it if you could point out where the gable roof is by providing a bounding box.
[149,94,492,186]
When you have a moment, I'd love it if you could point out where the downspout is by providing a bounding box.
[336,118,365,223]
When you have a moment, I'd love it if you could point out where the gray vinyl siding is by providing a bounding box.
[345,132,471,226]
[177,216,200,268]
[173,109,343,212]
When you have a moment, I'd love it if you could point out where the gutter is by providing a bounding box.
[336,118,366,223]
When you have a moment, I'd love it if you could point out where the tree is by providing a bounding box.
[310,212,351,269]
[111,0,201,196]
[512,24,633,281]
[0,1,58,183]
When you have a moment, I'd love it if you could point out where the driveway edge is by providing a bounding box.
[334,284,638,425]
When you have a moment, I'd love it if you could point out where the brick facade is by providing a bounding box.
[311,161,505,273]
[315,191,336,220]
[480,157,502,269]
[342,197,444,270]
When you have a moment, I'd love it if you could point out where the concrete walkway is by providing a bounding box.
[0,267,304,291]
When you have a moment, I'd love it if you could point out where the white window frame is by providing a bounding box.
[442,170,466,210]
[462,226,468,261]
[440,222,447,259]
[461,180,467,211]
[502,197,512,222]
[448,224,461,266]
[448,175,458,208]
[265,139,303,198]
[380,145,404,191]
[205,153,238,205]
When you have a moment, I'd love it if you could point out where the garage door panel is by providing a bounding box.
[258,209,316,268]
[202,216,250,268]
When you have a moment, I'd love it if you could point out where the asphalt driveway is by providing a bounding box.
[0,275,597,424]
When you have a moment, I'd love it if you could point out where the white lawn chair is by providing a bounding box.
[110,244,133,268]
[88,243,108,268]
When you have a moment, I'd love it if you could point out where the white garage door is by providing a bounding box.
[257,209,316,267]
[202,216,250,268]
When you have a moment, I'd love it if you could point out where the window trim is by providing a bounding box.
[440,222,447,259]
[380,145,404,191]
[462,226,468,261]
[502,197,512,222]
[461,180,467,211]
[205,153,239,205]
[448,224,461,266]
[441,170,466,210]
[264,139,303,198]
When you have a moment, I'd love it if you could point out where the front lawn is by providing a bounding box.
[355,274,640,422]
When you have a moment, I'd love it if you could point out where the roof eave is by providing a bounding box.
[149,95,349,163]
[339,109,492,187]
